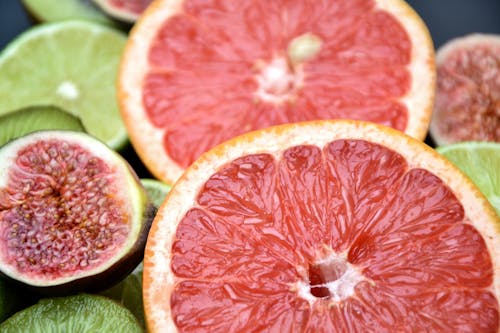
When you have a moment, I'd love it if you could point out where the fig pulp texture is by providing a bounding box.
[0,131,155,295]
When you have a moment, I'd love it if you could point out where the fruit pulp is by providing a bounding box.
[169,139,498,331]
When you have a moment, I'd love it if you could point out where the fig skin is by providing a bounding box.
[0,131,157,296]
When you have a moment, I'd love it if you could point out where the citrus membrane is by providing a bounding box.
[0,105,85,147]
[119,0,435,184]
[144,120,499,332]
[0,21,128,150]
[21,0,119,27]
[0,294,142,332]
[437,141,500,217]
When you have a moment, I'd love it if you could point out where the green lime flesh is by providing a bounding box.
[0,105,85,147]
[21,0,119,27]
[141,178,172,208]
[437,141,500,217]
[0,294,142,332]
[0,21,128,150]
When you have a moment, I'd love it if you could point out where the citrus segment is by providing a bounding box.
[143,120,499,332]
[120,0,435,183]
[0,21,128,150]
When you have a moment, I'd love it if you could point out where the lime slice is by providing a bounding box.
[21,0,119,27]
[437,141,500,216]
[0,294,142,332]
[101,263,145,328]
[0,21,128,150]
[141,178,171,208]
[0,105,85,147]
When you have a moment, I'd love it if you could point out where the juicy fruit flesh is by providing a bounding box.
[109,0,151,14]
[144,0,411,168]
[435,41,500,143]
[0,139,129,279]
[170,139,498,331]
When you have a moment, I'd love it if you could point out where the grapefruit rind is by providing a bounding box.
[0,131,148,287]
[430,33,500,146]
[119,0,436,185]
[143,120,500,332]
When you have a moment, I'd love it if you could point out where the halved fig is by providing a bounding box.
[0,130,155,295]
[92,0,152,23]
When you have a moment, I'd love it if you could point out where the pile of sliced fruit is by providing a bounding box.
[0,0,498,332]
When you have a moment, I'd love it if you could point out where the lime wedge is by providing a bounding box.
[0,105,85,147]
[0,294,142,332]
[141,178,171,208]
[0,21,128,150]
[21,0,119,27]
[437,142,500,216]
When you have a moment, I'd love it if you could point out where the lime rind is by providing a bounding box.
[0,20,128,150]
[437,141,500,217]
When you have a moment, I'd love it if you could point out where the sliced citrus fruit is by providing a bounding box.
[0,294,142,332]
[0,105,85,147]
[92,0,152,23]
[0,21,128,150]
[143,120,500,332]
[119,0,436,184]
[430,33,500,145]
[21,0,119,27]
[141,178,171,208]
[437,141,500,217]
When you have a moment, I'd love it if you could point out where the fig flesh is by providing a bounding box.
[0,131,155,295]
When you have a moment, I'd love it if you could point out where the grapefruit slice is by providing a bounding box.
[430,33,500,146]
[119,0,436,184]
[143,120,500,332]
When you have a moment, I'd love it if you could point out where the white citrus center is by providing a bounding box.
[297,252,365,304]
[56,81,79,100]
[254,57,302,104]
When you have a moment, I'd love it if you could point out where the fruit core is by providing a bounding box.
[0,139,129,280]
[300,252,365,302]
[254,33,322,105]
[56,81,79,101]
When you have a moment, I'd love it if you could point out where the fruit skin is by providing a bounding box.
[143,120,500,332]
[92,0,151,23]
[0,131,157,296]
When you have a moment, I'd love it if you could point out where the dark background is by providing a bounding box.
[2,0,500,49]
[0,0,499,177]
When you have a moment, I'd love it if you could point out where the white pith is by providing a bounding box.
[296,252,366,304]
[56,80,79,100]
[119,0,435,185]
[144,120,500,332]
[0,131,147,286]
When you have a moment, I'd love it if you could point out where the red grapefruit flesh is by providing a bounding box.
[120,0,435,184]
[430,33,500,145]
[143,120,500,332]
